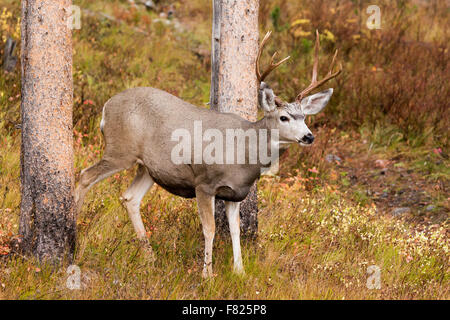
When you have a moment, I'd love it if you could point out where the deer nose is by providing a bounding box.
[301,133,315,144]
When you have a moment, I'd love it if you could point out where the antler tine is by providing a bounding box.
[256,31,290,83]
[259,54,290,82]
[296,30,342,102]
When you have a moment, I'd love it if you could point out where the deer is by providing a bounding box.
[75,30,341,278]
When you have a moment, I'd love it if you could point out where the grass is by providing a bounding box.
[0,0,449,299]
[0,142,447,298]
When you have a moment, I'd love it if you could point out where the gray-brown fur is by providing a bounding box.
[94,87,275,201]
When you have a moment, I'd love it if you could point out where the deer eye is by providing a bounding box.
[280,116,289,122]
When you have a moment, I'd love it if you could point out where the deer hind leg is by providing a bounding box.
[225,201,244,274]
[195,187,216,278]
[75,158,125,215]
[122,164,154,241]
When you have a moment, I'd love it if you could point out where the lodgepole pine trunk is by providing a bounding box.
[210,0,259,238]
[19,0,76,263]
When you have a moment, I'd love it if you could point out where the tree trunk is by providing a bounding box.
[19,0,76,263]
[210,0,259,239]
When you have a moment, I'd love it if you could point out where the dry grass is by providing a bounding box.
[0,0,448,299]
[0,134,448,299]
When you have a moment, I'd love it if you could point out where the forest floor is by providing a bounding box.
[0,123,447,299]
[0,0,448,299]
[309,128,449,227]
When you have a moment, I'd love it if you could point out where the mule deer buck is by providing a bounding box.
[75,30,341,277]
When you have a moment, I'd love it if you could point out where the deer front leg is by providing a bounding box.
[195,187,215,278]
[225,201,244,274]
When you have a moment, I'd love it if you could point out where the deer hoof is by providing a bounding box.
[233,264,245,275]
[139,239,156,263]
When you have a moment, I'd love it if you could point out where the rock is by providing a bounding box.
[325,154,342,163]
[392,207,410,216]
[133,0,156,10]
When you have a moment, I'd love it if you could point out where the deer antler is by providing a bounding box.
[256,31,290,83]
[296,30,342,102]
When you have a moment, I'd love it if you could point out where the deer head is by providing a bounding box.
[257,30,342,146]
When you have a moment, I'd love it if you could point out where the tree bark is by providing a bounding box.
[210,0,259,239]
[19,0,76,263]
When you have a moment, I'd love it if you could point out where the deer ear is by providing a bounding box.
[258,82,276,112]
[301,88,333,115]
